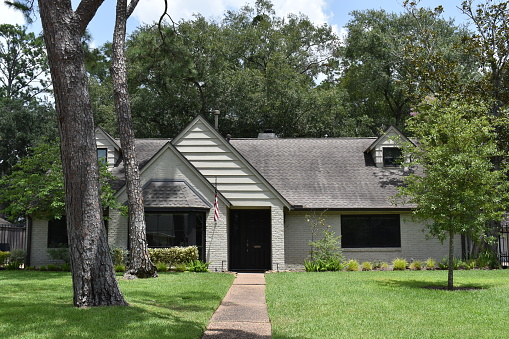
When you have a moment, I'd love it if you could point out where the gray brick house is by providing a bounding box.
[28,116,457,270]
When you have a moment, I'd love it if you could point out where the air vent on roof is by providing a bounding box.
[258,129,277,139]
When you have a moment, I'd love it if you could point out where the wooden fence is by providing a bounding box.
[0,224,26,252]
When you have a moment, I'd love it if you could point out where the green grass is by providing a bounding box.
[0,271,234,338]
[266,270,509,338]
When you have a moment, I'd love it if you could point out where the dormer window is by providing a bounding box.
[383,147,402,167]
[97,148,108,163]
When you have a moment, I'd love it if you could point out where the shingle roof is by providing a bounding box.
[229,138,412,210]
[110,139,170,191]
[142,180,211,209]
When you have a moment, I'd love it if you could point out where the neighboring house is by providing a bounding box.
[27,116,459,270]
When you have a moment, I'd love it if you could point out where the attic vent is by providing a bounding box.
[258,129,277,139]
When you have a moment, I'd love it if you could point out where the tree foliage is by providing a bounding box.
[0,139,125,222]
[0,24,57,174]
[341,8,473,133]
[395,98,509,289]
[122,0,369,138]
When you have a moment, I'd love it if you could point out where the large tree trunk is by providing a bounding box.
[39,0,127,307]
[111,0,157,279]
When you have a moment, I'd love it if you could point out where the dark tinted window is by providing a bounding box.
[383,147,402,167]
[341,215,401,248]
[48,217,68,248]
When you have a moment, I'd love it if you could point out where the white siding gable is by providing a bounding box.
[172,116,289,207]
[94,127,120,169]
[365,126,413,168]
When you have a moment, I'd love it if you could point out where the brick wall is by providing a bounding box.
[285,211,460,268]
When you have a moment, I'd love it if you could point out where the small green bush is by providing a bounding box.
[361,262,372,271]
[60,263,71,271]
[380,262,389,271]
[438,257,448,270]
[392,258,408,271]
[187,260,210,272]
[425,258,436,270]
[304,260,320,272]
[148,246,199,267]
[5,261,20,270]
[156,262,168,272]
[0,250,9,265]
[409,260,422,271]
[110,248,128,266]
[38,265,47,271]
[304,259,344,272]
[47,246,69,264]
[345,259,360,271]
[114,264,126,272]
[372,261,382,270]
[8,249,27,265]
[174,263,188,272]
[477,250,500,269]
[47,264,60,271]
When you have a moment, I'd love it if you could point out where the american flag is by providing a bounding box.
[213,190,220,222]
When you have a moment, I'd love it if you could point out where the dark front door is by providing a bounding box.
[230,209,271,271]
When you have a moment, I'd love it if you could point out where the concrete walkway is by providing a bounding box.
[202,273,271,338]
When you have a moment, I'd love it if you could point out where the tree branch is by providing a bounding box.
[74,0,106,35]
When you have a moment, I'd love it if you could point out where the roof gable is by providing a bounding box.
[115,141,230,208]
[172,115,291,208]
[364,126,414,153]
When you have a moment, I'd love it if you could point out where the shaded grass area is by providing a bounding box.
[266,270,509,339]
[0,271,234,338]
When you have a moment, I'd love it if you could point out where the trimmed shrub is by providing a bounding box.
[380,262,389,271]
[392,258,408,271]
[148,246,199,267]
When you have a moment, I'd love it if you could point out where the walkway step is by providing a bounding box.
[202,273,271,338]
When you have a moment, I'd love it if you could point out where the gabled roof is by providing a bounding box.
[113,140,231,208]
[172,115,291,209]
[364,125,415,153]
[95,126,121,151]
[230,137,413,210]
[142,179,212,209]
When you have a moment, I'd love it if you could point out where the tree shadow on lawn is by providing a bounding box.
[374,278,490,291]
[0,290,223,338]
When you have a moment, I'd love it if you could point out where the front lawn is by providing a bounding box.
[266,270,509,338]
[0,271,234,338]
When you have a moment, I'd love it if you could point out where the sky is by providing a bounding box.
[0,0,470,47]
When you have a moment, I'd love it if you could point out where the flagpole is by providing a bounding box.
[213,176,220,223]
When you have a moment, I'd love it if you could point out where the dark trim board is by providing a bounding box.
[229,209,271,271]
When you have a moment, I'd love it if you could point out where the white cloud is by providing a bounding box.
[0,2,25,25]
[133,0,332,27]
